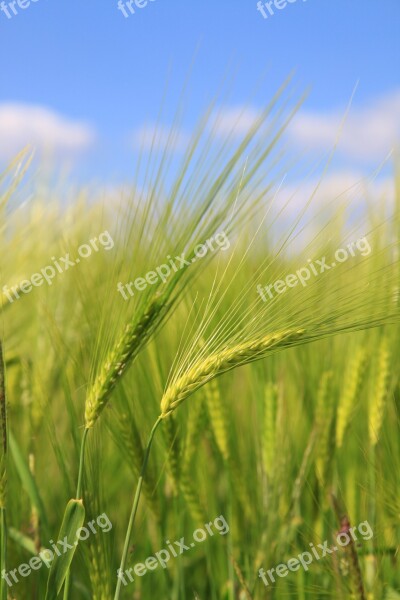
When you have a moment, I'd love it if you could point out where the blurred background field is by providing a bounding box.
[1,149,399,599]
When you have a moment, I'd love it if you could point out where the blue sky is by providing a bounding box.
[0,0,399,185]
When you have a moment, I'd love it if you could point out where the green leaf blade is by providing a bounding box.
[45,498,85,600]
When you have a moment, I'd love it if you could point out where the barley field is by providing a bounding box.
[0,83,399,600]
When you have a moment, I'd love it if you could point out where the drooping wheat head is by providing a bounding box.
[160,329,306,417]
[85,296,166,429]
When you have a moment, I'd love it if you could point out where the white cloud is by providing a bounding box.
[278,171,394,212]
[268,170,394,254]
[287,91,400,162]
[132,124,189,152]
[210,106,261,137]
[0,103,96,159]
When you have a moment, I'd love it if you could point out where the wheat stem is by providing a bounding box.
[63,427,90,599]
[114,416,162,600]
[76,428,89,499]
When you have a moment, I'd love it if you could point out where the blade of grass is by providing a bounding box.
[9,431,49,536]
[45,499,85,600]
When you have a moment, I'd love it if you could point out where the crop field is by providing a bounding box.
[0,87,399,600]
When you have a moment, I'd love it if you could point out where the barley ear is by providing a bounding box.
[336,347,366,449]
[116,414,160,521]
[205,379,230,462]
[88,545,112,600]
[160,329,306,417]
[182,398,207,472]
[179,470,207,524]
[369,337,390,446]
[85,297,164,429]
[204,380,251,520]
[180,401,208,522]
[338,516,367,600]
